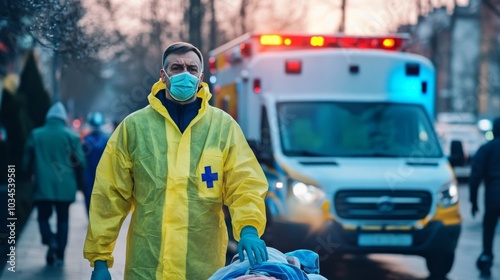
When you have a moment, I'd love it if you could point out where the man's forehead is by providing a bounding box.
[166,52,201,66]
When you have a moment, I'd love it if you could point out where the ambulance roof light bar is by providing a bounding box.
[208,33,410,74]
[257,34,409,51]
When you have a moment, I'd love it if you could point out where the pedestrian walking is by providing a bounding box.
[84,42,269,280]
[23,101,86,266]
[470,116,500,277]
[82,111,109,215]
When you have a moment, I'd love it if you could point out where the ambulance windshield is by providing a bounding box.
[277,102,443,158]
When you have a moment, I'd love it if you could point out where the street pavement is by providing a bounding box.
[447,182,500,280]
[0,192,129,280]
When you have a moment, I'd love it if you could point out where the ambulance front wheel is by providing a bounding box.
[425,251,454,279]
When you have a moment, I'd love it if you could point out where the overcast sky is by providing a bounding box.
[306,0,470,34]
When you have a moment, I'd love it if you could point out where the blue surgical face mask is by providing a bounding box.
[166,71,200,101]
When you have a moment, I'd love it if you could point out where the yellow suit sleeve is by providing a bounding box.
[223,122,268,241]
[83,122,133,268]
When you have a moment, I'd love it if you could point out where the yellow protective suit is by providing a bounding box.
[84,81,268,279]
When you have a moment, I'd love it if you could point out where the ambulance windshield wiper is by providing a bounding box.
[368,152,401,158]
[285,150,332,157]
[341,152,401,158]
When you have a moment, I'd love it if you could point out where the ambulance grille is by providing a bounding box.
[334,190,432,220]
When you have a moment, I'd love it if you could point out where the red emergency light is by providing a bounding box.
[310,36,324,47]
[253,78,262,93]
[285,60,302,74]
[383,38,396,48]
[258,34,406,51]
[260,35,282,46]
[208,57,216,74]
[240,42,252,57]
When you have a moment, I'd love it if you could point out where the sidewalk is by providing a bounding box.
[0,192,129,280]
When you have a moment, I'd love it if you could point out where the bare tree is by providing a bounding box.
[239,0,250,34]
[226,0,309,37]
[268,1,309,32]
[85,0,186,119]
[1,0,108,62]
[208,0,218,52]
[1,0,113,105]
[188,0,205,49]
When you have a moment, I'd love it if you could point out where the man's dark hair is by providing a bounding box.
[162,42,203,71]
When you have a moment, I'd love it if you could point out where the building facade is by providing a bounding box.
[399,0,500,122]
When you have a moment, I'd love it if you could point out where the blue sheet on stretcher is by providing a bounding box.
[208,247,328,280]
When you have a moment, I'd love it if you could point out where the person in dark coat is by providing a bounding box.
[23,101,86,266]
[82,112,109,215]
[469,116,500,277]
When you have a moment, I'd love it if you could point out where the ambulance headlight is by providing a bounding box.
[291,181,325,204]
[438,181,459,207]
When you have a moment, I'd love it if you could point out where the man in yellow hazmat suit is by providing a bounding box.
[84,42,269,279]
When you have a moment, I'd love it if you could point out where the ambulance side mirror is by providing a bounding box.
[248,140,274,167]
[448,140,466,167]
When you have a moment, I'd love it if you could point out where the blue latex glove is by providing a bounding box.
[237,226,268,266]
[91,260,111,280]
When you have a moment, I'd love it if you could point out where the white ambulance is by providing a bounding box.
[209,33,462,278]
